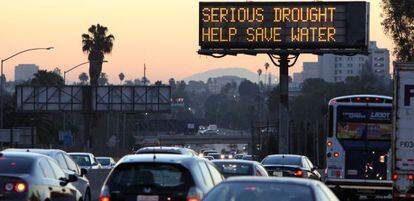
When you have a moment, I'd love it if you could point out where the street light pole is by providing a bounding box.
[62,60,108,132]
[63,60,108,84]
[0,47,53,129]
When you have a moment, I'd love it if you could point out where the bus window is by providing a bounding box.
[336,106,392,141]
[327,106,334,137]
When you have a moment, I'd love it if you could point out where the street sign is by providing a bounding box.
[199,1,369,54]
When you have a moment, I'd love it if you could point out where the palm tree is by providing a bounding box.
[119,72,125,84]
[79,72,89,85]
[82,24,114,86]
[98,72,109,86]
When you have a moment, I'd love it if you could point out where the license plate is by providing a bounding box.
[137,195,159,201]
[273,172,283,177]
[357,189,375,194]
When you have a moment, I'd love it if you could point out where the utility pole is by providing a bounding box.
[267,53,300,154]
[143,63,148,86]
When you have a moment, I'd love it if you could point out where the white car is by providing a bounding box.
[68,152,101,170]
[96,157,116,169]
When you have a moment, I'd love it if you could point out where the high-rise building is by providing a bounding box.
[15,64,39,82]
[295,41,390,84]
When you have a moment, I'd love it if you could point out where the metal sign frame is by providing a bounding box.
[198,1,370,56]
[92,86,171,113]
[16,85,84,112]
[15,85,171,113]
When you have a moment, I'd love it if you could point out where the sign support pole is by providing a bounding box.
[268,53,299,154]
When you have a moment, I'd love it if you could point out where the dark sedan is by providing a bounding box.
[262,154,321,180]
[0,151,81,201]
[201,177,339,201]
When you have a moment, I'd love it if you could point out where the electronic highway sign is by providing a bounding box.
[199,1,369,54]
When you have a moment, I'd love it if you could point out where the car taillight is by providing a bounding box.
[393,174,398,181]
[409,175,414,181]
[99,196,110,201]
[4,182,26,193]
[294,170,304,177]
[187,187,203,201]
[100,185,110,201]
[14,183,26,193]
[335,171,341,177]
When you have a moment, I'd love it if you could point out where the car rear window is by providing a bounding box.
[214,162,252,176]
[97,158,111,166]
[203,182,314,201]
[70,155,91,166]
[0,157,33,174]
[108,163,194,189]
[262,156,302,166]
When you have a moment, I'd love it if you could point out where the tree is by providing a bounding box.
[382,0,414,61]
[82,24,115,86]
[119,72,125,84]
[97,72,109,86]
[239,80,259,99]
[78,72,89,85]
[31,70,64,86]
[168,78,176,89]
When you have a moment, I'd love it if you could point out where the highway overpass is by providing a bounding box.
[134,134,252,145]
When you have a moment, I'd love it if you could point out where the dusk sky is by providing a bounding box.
[0,0,393,83]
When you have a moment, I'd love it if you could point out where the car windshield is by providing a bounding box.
[0,157,33,174]
[203,182,314,201]
[97,158,111,166]
[262,156,301,166]
[108,163,194,189]
[214,162,252,177]
[70,155,92,166]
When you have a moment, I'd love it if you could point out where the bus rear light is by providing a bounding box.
[393,174,399,181]
[409,175,414,181]
[327,141,333,147]
[333,152,340,158]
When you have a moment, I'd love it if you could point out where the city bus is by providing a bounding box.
[324,95,393,199]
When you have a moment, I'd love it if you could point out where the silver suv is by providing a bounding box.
[100,154,223,201]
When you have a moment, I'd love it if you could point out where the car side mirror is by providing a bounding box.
[67,174,78,183]
[80,168,88,176]
[60,174,77,186]
[311,166,318,171]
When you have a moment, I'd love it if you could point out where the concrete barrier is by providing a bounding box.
[86,169,111,201]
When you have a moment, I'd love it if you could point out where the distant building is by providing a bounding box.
[15,64,39,83]
[295,41,390,84]
[368,41,390,80]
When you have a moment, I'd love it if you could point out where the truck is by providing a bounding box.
[392,62,414,200]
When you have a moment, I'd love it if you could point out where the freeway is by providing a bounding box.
[134,134,252,145]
